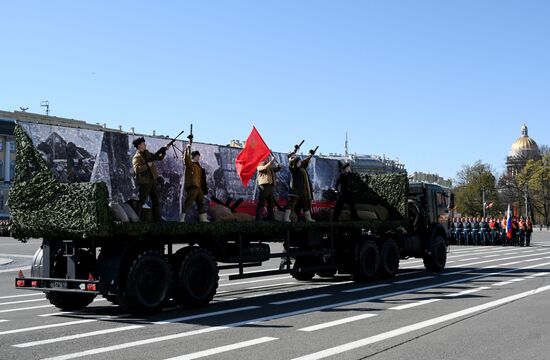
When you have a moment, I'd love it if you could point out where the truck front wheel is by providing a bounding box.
[175,247,219,308]
[423,236,447,273]
[354,240,380,282]
[379,239,400,278]
[118,250,172,314]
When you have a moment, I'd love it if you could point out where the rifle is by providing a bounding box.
[187,123,194,146]
[153,129,185,158]
[288,140,304,158]
[308,146,319,156]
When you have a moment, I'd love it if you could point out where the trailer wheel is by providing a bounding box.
[354,240,380,282]
[378,239,400,278]
[292,257,317,281]
[423,236,447,273]
[175,247,219,308]
[118,250,172,314]
[46,292,96,311]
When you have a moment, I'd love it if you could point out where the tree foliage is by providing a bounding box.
[516,154,550,224]
[454,161,498,217]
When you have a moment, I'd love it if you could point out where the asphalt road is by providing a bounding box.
[1,232,550,360]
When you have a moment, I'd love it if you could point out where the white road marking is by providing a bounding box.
[162,337,278,360]
[0,319,8,323]
[270,294,331,305]
[482,254,501,258]
[499,261,522,266]
[445,286,490,297]
[394,276,434,284]
[343,284,391,293]
[218,276,290,287]
[0,305,53,313]
[0,319,97,336]
[153,306,260,325]
[0,298,48,306]
[13,325,144,348]
[524,258,543,262]
[247,282,296,290]
[389,298,441,310]
[459,258,480,262]
[244,292,273,298]
[0,253,34,258]
[298,313,378,332]
[0,293,44,300]
[291,284,550,360]
[38,262,550,360]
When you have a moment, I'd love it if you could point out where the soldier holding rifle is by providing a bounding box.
[132,136,174,222]
[284,143,317,223]
[180,124,210,223]
[255,154,281,221]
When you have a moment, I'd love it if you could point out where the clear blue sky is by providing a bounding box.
[2,0,549,180]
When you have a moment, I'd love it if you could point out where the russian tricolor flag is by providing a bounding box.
[506,204,513,239]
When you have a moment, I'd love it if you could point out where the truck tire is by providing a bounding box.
[46,292,96,311]
[292,257,317,281]
[423,236,447,273]
[378,239,400,278]
[117,250,172,314]
[175,247,219,308]
[316,269,337,278]
[354,240,380,282]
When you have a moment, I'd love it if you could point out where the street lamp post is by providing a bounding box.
[482,189,486,218]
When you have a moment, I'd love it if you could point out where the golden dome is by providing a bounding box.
[508,124,541,159]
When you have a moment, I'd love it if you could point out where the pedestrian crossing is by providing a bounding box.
[1,243,549,360]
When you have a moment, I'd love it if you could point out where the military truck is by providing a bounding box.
[11,122,453,314]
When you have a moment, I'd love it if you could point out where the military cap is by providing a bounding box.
[191,150,201,157]
[132,137,145,148]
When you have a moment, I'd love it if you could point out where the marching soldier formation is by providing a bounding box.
[450,215,533,247]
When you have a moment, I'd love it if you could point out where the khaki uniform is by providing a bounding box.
[182,147,207,214]
[286,156,313,214]
[255,160,280,220]
[132,149,167,221]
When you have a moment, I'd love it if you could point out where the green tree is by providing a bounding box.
[517,154,550,225]
[454,161,498,217]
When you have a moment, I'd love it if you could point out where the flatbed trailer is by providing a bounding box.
[11,122,452,314]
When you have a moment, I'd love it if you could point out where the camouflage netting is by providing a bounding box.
[352,173,408,219]
[8,124,111,241]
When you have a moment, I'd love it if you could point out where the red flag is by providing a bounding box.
[235,127,271,187]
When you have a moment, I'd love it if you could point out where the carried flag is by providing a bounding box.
[235,126,271,187]
[506,204,513,239]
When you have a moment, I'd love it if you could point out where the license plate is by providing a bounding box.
[50,281,67,288]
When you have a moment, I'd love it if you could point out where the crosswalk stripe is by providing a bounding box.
[389,299,441,310]
[0,319,96,336]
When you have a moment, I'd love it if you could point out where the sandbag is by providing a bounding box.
[109,202,129,223]
[209,205,236,222]
[122,203,140,223]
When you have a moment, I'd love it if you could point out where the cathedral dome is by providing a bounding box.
[508,124,541,159]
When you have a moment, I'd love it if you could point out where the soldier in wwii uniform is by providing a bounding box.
[333,161,360,221]
[180,144,209,222]
[285,153,315,222]
[255,155,281,221]
[132,137,171,222]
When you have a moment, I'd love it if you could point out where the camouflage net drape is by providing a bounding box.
[8,124,111,241]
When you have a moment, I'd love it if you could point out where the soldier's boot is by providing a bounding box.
[179,212,186,222]
[284,209,292,223]
[199,213,210,223]
[304,211,316,223]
